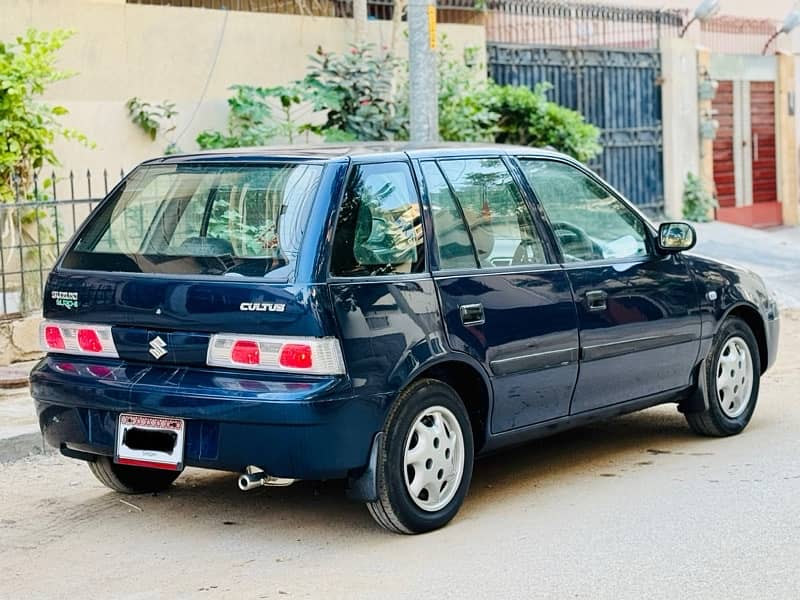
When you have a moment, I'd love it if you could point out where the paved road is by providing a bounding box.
[2,313,799,599]
[693,222,800,308]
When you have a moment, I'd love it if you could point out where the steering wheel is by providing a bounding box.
[550,222,602,262]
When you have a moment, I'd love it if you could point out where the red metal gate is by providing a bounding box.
[713,80,781,227]
[712,81,736,208]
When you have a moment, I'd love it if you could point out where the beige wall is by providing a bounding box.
[661,37,700,219]
[1,0,486,193]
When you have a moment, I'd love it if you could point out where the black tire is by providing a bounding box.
[686,316,761,437]
[88,456,181,494]
[367,378,474,534]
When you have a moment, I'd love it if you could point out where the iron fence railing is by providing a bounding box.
[2,170,119,318]
[126,0,483,23]
[700,16,779,55]
[127,0,781,54]
[484,1,683,47]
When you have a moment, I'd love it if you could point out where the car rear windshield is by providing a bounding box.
[63,162,324,278]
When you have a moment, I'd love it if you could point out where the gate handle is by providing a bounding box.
[753,133,759,162]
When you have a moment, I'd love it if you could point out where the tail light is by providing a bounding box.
[207,334,344,375]
[40,321,119,358]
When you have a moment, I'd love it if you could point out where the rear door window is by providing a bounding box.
[435,158,547,268]
[64,163,323,278]
[421,161,478,270]
[330,162,424,277]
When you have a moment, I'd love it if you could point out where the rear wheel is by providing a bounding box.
[367,379,474,534]
[88,456,181,494]
[685,316,760,437]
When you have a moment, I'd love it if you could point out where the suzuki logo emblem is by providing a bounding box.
[149,336,167,360]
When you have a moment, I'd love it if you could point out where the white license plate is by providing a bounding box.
[115,414,185,471]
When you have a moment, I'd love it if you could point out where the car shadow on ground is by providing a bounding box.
[96,405,698,536]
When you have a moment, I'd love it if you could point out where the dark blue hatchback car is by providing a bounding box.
[31,144,779,533]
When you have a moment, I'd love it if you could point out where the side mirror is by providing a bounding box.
[657,222,696,253]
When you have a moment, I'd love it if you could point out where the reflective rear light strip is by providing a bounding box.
[207,334,345,375]
[39,321,119,358]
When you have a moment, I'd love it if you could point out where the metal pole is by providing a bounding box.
[408,0,438,142]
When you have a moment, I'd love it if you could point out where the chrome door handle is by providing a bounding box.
[584,290,608,312]
[459,303,485,326]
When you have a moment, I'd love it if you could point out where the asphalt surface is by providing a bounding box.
[2,311,799,599]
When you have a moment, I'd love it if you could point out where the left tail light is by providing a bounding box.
[40,321,119,358]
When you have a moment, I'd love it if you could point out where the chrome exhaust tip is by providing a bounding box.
[238,468,296,491]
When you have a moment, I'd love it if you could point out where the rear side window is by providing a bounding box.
[64,163,323,278]
[330,162,424,277]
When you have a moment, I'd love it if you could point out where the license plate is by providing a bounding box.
[115,414,185,471]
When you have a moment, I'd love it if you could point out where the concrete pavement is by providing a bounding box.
[1,311,799,599]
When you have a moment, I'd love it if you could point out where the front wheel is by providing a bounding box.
[88,456,181,494]
[367,379,474,534]
[685,316,761,437]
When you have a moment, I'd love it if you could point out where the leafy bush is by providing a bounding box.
[0,29,90,202]
[302,45,406,142]
[682,172,716,222]
[487,83,601,163]
[126,97,180,154]
[0,28,92,311]
[197,85,281,149]
[197,83,307,149]
[399,40,497,143]
[195,42,600,164]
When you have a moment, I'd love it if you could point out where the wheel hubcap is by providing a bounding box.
[403,405,465,512]
[716,336,753,418]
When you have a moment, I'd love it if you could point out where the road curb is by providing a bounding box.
[0,431,47,464]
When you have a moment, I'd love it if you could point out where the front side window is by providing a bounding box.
[437,158,546,268]
[330,162,424,277]
[519,159,648,263]
[65,163,323,278]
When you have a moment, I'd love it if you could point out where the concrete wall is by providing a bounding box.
[661,37,700,219]
[0,316,43,366]
[1,0,486,192]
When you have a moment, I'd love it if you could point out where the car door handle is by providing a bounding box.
[459,303,485,326]
[584,290,608,312]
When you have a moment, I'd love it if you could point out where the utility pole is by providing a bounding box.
[353,0,368,44]
[407,0,438,142]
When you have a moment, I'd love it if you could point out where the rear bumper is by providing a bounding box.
[30,356,390,480]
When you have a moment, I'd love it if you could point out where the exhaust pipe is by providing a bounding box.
[238,469,296,491]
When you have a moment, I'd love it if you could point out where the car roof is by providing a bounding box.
[140,142,568,165]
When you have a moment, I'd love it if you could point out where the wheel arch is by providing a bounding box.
[404,354,493,452]
[721,302,768,374]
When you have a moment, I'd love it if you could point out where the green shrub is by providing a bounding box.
[487,83,601,163]
[433,42,496,142]
[682,172,716,222]
[126,97,180,154]
[197,85,283,149]
[301,44,406,142]
[0,28,90,202]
